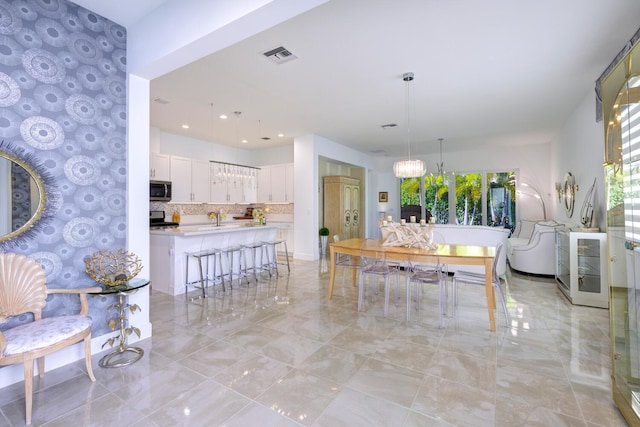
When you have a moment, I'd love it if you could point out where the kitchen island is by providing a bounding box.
[150,223,276,296]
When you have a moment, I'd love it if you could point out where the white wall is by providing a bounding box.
[553,91,605,230]
[155,128,254,165]
[294,134,375,260]
[251,145,294,165]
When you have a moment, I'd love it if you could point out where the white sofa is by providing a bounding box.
[507,219,561,276]
[431,224,511,277]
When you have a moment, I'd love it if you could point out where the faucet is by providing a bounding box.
[216,210,221,226]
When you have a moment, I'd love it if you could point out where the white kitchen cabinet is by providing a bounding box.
[257,166,271,202]
[258,163,294,203]
[170,156,210,202]
[210,162,257,203]
[150,153,170,180]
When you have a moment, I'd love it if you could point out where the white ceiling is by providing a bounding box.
[74,0,640,157]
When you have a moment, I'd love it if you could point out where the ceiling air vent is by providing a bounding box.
[262,46,297,64]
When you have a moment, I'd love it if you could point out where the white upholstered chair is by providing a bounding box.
[507,220,560,275]
[0,253,101,425]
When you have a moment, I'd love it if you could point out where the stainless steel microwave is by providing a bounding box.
[150,180,172,201]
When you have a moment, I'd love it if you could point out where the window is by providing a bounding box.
[424,174,449,223]
[454,173,483,225]
[487,172,516,229]
[399,170,515,228]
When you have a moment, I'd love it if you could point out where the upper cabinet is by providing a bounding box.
[258,163,294,203]
[150,153,170,181]
[210,162,258,204]
[170,156,210,202]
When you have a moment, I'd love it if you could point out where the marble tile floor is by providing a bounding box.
[0,258,629,426]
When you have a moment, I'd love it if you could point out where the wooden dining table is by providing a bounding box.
[328,238,498,332]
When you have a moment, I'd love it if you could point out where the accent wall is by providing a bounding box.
[0,0,127,338]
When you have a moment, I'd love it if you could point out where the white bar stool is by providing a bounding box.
[241,241,271,282]
[184,248,225,299]
[261,238,290,274]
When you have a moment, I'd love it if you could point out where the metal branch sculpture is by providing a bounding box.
[84,249,142,287]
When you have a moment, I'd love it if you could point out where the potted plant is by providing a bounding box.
[319,227,330,255]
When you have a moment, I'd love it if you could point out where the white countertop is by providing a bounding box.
[150,223,276,237]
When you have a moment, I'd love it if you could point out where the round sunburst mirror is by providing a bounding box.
[0,150,46,244]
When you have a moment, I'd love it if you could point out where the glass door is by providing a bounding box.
[606,72,640,423]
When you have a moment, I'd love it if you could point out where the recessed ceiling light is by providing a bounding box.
[219,114,227,119]
[241,139,248,144]
[181,124,189,129]
[261,137,271,141]
[278,133,284,138]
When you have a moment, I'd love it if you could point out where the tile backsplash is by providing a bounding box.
[150,202,294,217]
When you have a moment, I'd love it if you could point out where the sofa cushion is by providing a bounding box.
[3,315,93,356]
[515,219,538,240]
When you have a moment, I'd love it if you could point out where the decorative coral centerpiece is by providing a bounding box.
[84,249,143,287]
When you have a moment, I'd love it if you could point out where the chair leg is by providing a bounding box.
[85,335,96,382]
[281,241,290,272]
[383,275,390,316]
[500,273,509,290]
[394,270,400,307]
[452,277,458,316]
[495,282,510,325]
[37,356,44,378]
[405,275,411,322]
[358,271,365,312]
[24,359,34,425]
[438,281,445,328]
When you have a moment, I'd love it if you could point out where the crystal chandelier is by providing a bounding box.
[393,72,425,178]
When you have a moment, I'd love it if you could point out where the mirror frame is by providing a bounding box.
[0,144,48,246]
[563,172,576,218]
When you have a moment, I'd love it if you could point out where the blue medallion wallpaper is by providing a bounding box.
[0,0,127,336]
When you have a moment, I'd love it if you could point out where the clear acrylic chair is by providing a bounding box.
[451,243,509,324]
[405,254,447,325]
[404,230,448,325]
[358,243,401,317]
[333,234,364,288]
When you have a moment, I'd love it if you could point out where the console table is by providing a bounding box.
[90,278,149,368]
[555,229,608,308]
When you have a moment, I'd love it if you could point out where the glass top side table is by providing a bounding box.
[90,278,149,368]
